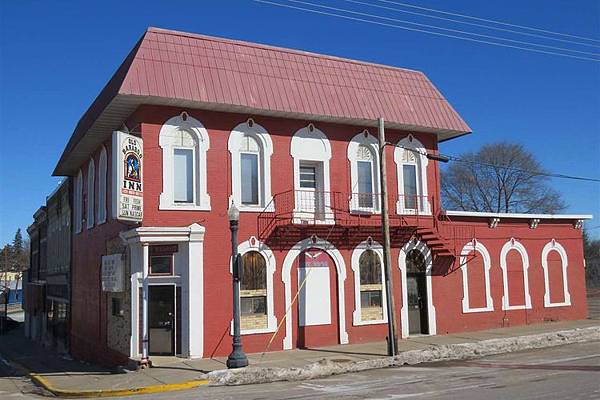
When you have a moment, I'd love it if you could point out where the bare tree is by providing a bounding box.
[441,142,565,214]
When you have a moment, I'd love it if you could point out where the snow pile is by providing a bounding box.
[205,326,600,386]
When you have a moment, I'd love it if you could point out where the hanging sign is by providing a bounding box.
[112,131,143,221]
[102,254,124,292]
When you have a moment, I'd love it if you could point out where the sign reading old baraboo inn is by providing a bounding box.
[112,131,143,221]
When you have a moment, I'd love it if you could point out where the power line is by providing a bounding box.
[285,0,600,57]
[255,0,600,62]
[390,143,600,183]
[344,0,600,49]
[372,0,600,44]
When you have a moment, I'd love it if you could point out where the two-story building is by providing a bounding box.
[52,27,591,366]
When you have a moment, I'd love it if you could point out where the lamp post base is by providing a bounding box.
[226,346,249,368]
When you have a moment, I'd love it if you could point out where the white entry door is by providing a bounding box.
[296,161,326,220]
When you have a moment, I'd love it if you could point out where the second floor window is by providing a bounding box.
[395,135,430,215]
[228,119,273,211]
[240,136,260,205]
[357,146,375,209]
[159,113,211,211]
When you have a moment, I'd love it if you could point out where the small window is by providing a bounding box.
[174,148,194,203]
[299,166,317,189]
[403,164,418,209]
[361,290,382,308]
[112,298,123,317]
[241,153,259,205]
[149,245,177,275]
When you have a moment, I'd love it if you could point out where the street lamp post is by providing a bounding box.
[226,202,249,369]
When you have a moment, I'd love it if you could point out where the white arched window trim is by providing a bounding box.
[86,158,95,228]
[398,240,436,337]
[541,240,571,308]
[281,237,348,350]
[74,169,83,234]
[347,131,381,213]
[290,124,333,223]
[460,240,494,313]
[229,237,277,335]
[500,238,532,310]
[228,119,274,212]
[394,135,430,215]
[97,146,107,224]
[159,114,211,211]
[351,240,387,326]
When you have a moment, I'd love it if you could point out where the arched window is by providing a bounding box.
[348,132,380,213]
[159,114,210,210]
[394,135,430,215]
[500,239,531,310]
[97,146,107,224]
[74,169,83,233]
[86,158,95,228]
[228,119,273,210]
[542,240,571,307]
[460,240,493,313]
[351,240,387,325]
[240,251,268,331]
[359,250,383,321]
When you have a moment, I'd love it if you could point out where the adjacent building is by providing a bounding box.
[25,180,71,353]
[49,28,591,366]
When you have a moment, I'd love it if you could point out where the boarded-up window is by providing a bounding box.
[359,250,383,321]
[240,251,268,330]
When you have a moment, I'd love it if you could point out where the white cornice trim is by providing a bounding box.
[446,210,593,220]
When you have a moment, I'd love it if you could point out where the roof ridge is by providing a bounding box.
[146,26,424,76]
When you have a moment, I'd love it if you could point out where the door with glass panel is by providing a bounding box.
[297,161,325,219]
[406,249,429,335]
[148,285,176,355]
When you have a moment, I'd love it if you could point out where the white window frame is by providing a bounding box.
[290,124,333,223]
[541,240,571,308]
[394,135,430,215]
[74,169,83,234]
[86,158,95,229]
[230,237,277,335]
[97,146,107,224]
[228,119,273,212]
[351,240,388,326]
[500,238,532,310]
[347,131,381,213]
[460,240,494,313]
[159,114,210,211]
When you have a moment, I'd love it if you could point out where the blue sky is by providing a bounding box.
[0,0,598,246]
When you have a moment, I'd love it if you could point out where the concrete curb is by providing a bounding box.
[205,326,600,386]
[28,374,209,398]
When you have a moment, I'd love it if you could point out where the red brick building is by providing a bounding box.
[53,28,591,365]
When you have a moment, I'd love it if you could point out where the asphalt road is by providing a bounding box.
[125,341,600,400]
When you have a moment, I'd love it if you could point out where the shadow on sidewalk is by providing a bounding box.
[0,323,115,378]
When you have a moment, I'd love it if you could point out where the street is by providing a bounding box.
[109,340,600,400]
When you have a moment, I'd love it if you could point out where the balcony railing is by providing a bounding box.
[257,190,435,240]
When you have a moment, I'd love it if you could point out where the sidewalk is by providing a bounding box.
[1,319,598,397]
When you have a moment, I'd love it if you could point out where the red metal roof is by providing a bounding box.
[54,27,470,176]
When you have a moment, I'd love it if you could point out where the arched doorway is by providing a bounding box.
[399,240,436,337]
[294,248,339,348]
[282,237,348,350]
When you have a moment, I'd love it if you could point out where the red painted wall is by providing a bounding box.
[69,104,588,364]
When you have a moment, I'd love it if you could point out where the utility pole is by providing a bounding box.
[378,117,398,356]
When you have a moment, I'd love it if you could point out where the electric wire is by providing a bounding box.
[388,143,600,183]
[342,0,600,49]
[254,0,600,62]
[372,0,600,44]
